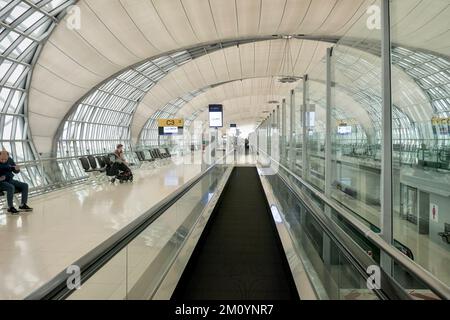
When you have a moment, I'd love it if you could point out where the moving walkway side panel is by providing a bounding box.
[172,167,300,300]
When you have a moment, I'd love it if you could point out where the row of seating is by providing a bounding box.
[79,154,113,174]
[78,148,173,175]
[135,148,172,163]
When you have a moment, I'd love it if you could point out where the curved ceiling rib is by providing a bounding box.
[137,43,435,148]
[130,39,332,140]
[54,34,445,158]
[54,38,332,157]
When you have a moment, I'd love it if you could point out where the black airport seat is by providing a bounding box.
[142,150,156,162]
[103,154,113,166]
[164,148,172,158]
[87,155,100,171]
[79,157,104,173]
[135,151,145,162]
[0,189,21,197]
[155,149,164,159]
[150,149,161,160]
[156,149,168,159]
[1,185,23,207]
[96,156,107,169]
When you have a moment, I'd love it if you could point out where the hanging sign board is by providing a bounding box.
[209,105,223,128]
[158,119,184,136]
[431,117,450,136]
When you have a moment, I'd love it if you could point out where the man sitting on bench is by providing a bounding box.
[0,150,33,214]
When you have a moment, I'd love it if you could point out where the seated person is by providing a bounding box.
[114,144,132,173]
[0,150,33,214]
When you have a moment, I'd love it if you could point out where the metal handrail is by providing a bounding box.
[258,151,450,300]
[271,170,409,300]
[25,155,228,300]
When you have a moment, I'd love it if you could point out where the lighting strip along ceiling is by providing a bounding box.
[55,38,276,157]
[0,0,75,187]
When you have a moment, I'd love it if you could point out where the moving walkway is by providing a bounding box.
[26,159,450,301]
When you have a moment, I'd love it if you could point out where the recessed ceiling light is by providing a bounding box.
[278,76,301,83]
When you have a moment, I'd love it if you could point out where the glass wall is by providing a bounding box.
[330,6,383,227]
[255,0,449,293]
[305,63,327,192]
[56,51,194,158]
[391,0,450,287]
[0,0,75,189]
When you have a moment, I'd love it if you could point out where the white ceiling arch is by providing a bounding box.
[133,38,331,140]
[28,0,450,154]
[138,42,433,145]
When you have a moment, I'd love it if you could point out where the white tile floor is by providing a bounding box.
[0,160,202,300]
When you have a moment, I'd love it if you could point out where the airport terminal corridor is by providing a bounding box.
[173,167,299,300]
[0,0,449,303]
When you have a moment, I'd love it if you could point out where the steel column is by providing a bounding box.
[281,99,287,162]
[381,0,393,275]
[302,75,309,179]
[325,48,333,197]
[289,90,296,170]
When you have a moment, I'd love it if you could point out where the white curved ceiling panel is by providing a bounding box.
[315,0,370,35]
[259,0,291,35]
[209,0,239,39]
[28,0,450,154]
[236,0,261,37]
[131,39,331,140]
[276,0,311,35]
[120,0,179,51]
[152,0,200,46]
[75,0,143,66]
[46,24,118,77]
[180,0,219,42]
[38,40,108,83]
[85,0,158,58]
[297,0,339,34]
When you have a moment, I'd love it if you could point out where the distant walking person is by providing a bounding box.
[0,150,33,214]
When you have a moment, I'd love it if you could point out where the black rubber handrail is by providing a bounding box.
[25,162,222,300]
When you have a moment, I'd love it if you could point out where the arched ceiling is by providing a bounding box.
[184,78,376,137]
[27,0,450,154]
[139,77,297,143]
[133,39,331,141]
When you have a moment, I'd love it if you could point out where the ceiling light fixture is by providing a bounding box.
[278,36,301,84]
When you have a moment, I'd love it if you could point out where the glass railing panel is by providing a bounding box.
[126,165,226,299]
[264,172,380,300]
[67,249,127,300]
[62,165,228,300]
[264,156,448,299]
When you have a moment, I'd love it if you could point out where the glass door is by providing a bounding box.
[406,186,418,225]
